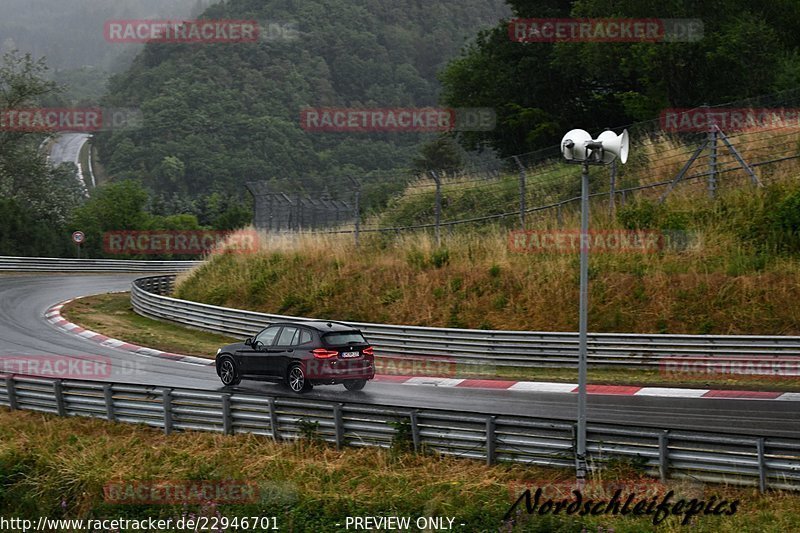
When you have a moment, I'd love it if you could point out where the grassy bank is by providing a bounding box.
[1,408,798,532]
[175,178,800,335]
[62,293,800,391]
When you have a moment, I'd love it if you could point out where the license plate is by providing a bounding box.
[341,351,360,358]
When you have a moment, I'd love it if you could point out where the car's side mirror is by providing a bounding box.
[254,340,265,351]
[244,337,253,346]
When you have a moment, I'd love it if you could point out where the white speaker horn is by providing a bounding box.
[561,129,592,161]
[596,129,629,164]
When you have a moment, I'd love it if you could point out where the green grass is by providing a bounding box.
[61,293,237,357]
[63,293,800,391]
[1,407,799,532]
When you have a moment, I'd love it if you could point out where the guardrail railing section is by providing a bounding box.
[131,275,800,370]
[1,375,799,492]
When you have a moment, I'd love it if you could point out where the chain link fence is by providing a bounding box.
[292,88,800,243]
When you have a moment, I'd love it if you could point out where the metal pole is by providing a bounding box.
[709,127,718,199]
[609,160,617,216]
[513,156,526,229]
[430,170,441,246]
[576,161,590,484]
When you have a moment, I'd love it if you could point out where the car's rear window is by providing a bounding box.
[323,331,368,346]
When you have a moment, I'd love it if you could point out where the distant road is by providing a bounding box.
[48,133,93,193]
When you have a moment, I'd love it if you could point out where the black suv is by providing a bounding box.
[215,321,375,393]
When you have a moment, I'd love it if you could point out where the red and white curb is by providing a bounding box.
[45,300,212,367]
[45,300,800,400]
[372,375,799,400]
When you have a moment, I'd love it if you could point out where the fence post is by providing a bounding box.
[333,403,344,450]
[658,430,669,482]
[430,170,442,246]
[513,156,526,229]
[103,383,115,422]
[348,176,361,248]
[757,438,767,493]
[486,415,496,466]
[162,388,173,435]
[410,410,421,453]
[221,394,233,435]
[53,380,66,417]
[268,397,280,441]
[709,126,718,199]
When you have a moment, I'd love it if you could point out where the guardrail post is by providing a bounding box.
[221,394,233,435]
[162,389,173,435]
[658,431,669,482]
[6,377,18,410]
[486,416,496,466]
[268,398,280,441]
[53,380,66,417]
[333,403,344,450]
[103,383,115,422]
[757,438,767,493]
[410,411,421,453]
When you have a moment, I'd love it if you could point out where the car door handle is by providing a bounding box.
[285,349,293,353]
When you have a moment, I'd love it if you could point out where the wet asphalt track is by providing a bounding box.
[1,273,798,438]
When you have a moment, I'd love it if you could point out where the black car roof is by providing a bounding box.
[269,320,359,332]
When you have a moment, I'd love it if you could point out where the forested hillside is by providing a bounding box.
[95,0,510,208]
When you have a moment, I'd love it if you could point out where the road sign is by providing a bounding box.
[72,231,85,244]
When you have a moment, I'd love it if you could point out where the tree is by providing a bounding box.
[441,0,800,156]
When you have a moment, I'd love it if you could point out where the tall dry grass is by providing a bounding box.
[174,130,800,335]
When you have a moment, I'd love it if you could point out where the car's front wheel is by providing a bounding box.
[343,379,367,391]
[287,364,312,393]
[218,357,241,386]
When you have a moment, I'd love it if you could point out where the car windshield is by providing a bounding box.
[323,331,368,346]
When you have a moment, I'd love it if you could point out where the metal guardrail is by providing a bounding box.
[132,275,800,369]
[1,374,797,492]
[0,256,200,273]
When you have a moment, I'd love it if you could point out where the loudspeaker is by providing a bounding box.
[596,129,629,164]
[561,129,592,161]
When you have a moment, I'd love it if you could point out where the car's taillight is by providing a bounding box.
[312,348,339,359]
[363,346,374,356]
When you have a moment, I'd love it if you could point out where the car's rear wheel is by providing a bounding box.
[219,357,241,386]
[343,379,367,391]
[288,364,312,393]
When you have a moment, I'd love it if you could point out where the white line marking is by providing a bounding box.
[404,377,465,387]
[634,387,709,398]
[508,381,577,393]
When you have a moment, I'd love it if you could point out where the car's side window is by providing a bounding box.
[298,330,312,345]
[277,326,298,346]
[255,326,281,347]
